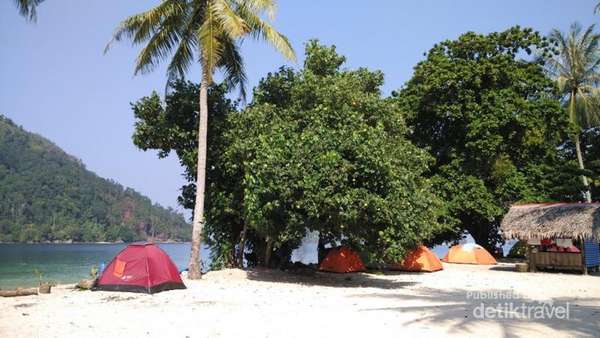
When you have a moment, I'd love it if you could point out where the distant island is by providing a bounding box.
[0,115,190,243]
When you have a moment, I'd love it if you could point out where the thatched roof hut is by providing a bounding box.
[501,203,600,240]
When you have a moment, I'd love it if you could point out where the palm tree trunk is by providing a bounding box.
[571,89,592,203]
[188,74,210,279]
[575,137,592,202]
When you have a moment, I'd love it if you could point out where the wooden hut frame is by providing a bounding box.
[501,203,600,274]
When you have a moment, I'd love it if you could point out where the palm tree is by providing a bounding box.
[546,23,600,203]
[13,0,44,21]
[106,0,295,279]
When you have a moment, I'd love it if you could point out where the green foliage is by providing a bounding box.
[396,27,570,250]
[90,265,99,279]
[568,127,600,198]
[33,268,44,284]
[543,23,600,203]
[131,41,447,266]
[546,23,600,130]
[132,81,240,268]
[0,115,190,243]
[507,240,527,259]
[224,40,447,264]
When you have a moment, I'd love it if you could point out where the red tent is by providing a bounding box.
[95,243,186,294]
[319,246,366,273]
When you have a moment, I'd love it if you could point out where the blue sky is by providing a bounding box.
[1,0,598,217]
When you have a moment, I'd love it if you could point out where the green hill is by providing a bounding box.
[0,115,190,243]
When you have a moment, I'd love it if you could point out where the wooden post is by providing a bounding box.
[527,245,536,272]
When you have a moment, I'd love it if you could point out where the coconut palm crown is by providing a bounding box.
[106,0,295,96]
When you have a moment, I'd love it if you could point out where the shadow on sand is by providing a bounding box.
[488,265,519,272]
[490,264,600,276]
[350,288,600,337]
[244,265,600,336]
[245,268,419,289]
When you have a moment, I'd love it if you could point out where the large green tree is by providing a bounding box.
[545,23,600,203]
[106,0,295,279]
[396,27,570,250]
[225,41,445,266]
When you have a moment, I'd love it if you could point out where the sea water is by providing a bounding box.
[0,238,515,289]
[0,243,205,289]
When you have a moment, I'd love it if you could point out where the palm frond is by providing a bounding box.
[14,0,44,22]
[545,22,600,129]
[553,75,569,96]
[218,38,248,99]
[238,4,295,61]
[105,0,184,54]
[198,2,225,84]
[166,23,198,83]
[576,86,600,128]
[213,0,249,39]
[133,4,187,75]
[237,0,277,20]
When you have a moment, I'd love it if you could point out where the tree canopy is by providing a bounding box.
[396,27,571,250]
[132,41,447,267]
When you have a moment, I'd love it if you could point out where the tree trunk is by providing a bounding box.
[0,288,38,297]
[237,223,247,268]
[264,236,273,268]
[188,74,210,280]
[317,233,327,264]
[575,138,592,202]
[571,89,592,203]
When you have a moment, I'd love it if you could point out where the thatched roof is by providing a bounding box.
[500,203,600,240]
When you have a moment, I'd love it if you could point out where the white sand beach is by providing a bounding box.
[1,263,599,338]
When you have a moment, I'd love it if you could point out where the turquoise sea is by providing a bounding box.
[0,243,207,289]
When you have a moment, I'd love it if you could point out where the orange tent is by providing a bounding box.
[319,246,366,273]
[390,245,443,272]
[442,243,497,265]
